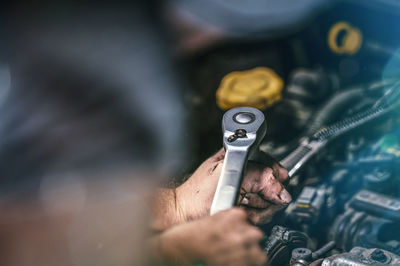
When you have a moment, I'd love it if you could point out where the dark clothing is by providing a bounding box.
[1,1,186,194]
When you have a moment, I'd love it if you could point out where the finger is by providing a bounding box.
[227,207,248,221]
[259,169,285,202]
[242,227,264,243]
[259,170,291,205]
[246,204,284,224]
[272,162,289,184]
[278,188,292,204]
[239,193,270,209]
[264,187,291,206]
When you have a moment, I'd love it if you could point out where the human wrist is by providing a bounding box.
[150,188,186,231]
[175,179,211,222]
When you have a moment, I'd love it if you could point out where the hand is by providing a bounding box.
[237,159,291,224]
[176,148,291,224]
[151,208,267,266]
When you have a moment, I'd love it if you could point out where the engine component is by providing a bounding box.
[290,241,335,266]
[329,190,400,254]
[281,81,400,177]
[327,21,363,55]
[311,241,336,261]
[331,143,400,198]
[264,226,309,266]
[288,185,328,225]
[291,248,313,266]
[355,156,398,194]
[349,190,400,221]
[285,68,339,104]
[210,107,266,214]
[320,247,400,265]
[363,169,393,192]
[304,87,364,136]
[216,67,283,110]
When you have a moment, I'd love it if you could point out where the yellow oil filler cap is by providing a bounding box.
[216,67,283,110]
[328,21,363,55]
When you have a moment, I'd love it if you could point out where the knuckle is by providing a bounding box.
[252,228,264,240]
[280,168,289,180]
[273,182,284,194]
[261,184,283,200]
[262,167,274,177]
[270,177,283,189]
[281,167,289,176]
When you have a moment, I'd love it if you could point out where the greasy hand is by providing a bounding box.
[153,208,267,266]
[176,148,291,224]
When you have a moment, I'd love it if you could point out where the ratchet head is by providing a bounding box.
[210,107,266,215]
[222,107,267,153]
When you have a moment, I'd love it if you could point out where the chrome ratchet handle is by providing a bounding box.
[210,107,266,215]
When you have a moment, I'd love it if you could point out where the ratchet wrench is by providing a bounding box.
[210,107,266,215]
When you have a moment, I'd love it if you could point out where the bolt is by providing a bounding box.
[370,249,387,263]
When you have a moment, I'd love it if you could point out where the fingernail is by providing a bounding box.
[241,196,249,205]
[279,189,292,204]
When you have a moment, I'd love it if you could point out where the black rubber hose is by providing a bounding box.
[305,88,364,136]
[312,82,400,142]
[305,80,391,136]
[311,241,336,260]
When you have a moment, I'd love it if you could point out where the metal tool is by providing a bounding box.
[281,81,400,177]
[210,107,266,215]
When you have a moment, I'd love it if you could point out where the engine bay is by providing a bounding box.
[180,1,400,265]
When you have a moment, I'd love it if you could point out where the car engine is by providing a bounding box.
[179,0,400,265]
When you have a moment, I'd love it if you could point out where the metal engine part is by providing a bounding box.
[329,190,400,255]
[264,226,309,266]
[320,247,400,266]
[288,185,335,225]
[290,241,336,266]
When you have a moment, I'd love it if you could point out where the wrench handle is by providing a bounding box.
[210,148,249,215]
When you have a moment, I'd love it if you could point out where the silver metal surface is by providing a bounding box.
[210,107,266,215]
[234,112,255,124]
[280,138,326,177]
[321,247,400,265]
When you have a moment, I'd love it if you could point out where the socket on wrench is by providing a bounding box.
[210,107,267,215]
